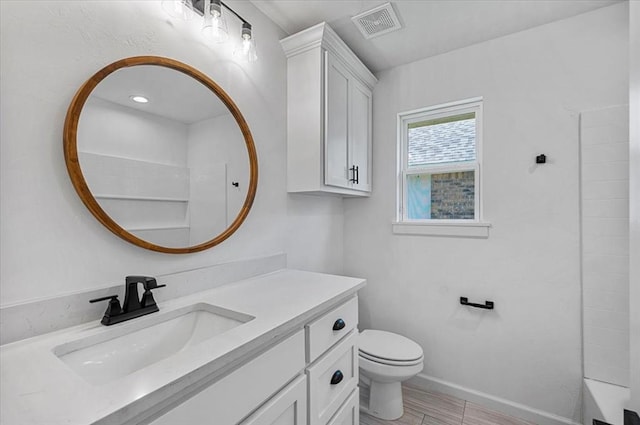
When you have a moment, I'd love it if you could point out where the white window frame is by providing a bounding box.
[393,97,490,238]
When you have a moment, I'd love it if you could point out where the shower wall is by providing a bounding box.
[580,105,630,387]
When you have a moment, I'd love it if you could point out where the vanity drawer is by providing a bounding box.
[306,297,358,363]
[307,331,357,425]
[148,330,305,425]
[326,388,358,425]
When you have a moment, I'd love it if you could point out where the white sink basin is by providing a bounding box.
[53,303,254,385]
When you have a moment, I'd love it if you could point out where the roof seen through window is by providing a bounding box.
[408,113,475,167]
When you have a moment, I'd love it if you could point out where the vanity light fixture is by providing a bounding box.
[162,0,257,62]
[161,0,195,21]
[129,95,149,104]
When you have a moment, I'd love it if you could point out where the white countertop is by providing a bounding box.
[0,269,365,425]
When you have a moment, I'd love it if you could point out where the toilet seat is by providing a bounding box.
[359,350,424,366]
[359,330,423,363]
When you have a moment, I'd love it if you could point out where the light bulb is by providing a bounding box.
[130,95,149,104]
[202,1,228,43]
[234,23,258,62]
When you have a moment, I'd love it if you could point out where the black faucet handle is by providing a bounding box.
[140,281,166,309]
[89,294,118,304]
[89,295,122,323]
[142,276,165,291]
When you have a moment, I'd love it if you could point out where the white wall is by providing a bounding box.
[0,0,344,306]
[580,105,629,388]
[344,4,628,422]
[79,96,189,165]
[79,97,192,246]
[629,0,640,412]
[286,194,345,276]
[188,112,248,242]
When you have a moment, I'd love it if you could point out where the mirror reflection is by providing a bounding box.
[75,64,250,249]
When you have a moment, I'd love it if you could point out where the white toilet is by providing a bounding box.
[358,330,424,420]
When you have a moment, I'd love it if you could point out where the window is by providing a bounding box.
[395,98,489,237]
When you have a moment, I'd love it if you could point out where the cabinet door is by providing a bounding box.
[242,375,307,425]
[324,52,350,189]
[147,331,305,425]
[349,79,372,192]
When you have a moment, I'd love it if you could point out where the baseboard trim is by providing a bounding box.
[406,373,581,425]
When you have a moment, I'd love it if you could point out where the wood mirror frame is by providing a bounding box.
[63,56,258,254]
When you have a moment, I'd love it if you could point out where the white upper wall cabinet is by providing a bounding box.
[281,23,377,196]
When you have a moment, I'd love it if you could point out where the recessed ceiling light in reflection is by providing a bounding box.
[129,95,149,104]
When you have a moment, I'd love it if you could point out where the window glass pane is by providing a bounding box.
[407,171,475,220]
[432,171,475,219]
[407,174,431,219]
[408,112,475,167]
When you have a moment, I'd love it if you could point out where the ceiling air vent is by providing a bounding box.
[351,2,402,40]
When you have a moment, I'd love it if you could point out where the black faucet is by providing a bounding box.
[90,276,166,326]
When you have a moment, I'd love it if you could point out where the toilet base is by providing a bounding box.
[360,380,404,420]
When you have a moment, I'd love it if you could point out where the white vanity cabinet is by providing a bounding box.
[0,270,366,425]
[144,296,360,425]
[147,330,306,425]
[281,22,377,197]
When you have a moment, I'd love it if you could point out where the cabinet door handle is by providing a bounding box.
[330,370,344,385]
[349,165,359,184]
[332,318,346,331]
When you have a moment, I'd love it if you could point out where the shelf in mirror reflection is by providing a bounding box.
[95,196,190,202]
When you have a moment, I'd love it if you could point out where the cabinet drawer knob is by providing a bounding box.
[332,318,346,331]
[330,370,344,385]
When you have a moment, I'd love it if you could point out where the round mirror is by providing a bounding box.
[64,56,258,253]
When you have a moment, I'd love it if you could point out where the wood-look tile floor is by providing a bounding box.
[360,385,537,425]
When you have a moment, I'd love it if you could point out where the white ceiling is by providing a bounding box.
[250,0,622,73]
[92,65,230,124]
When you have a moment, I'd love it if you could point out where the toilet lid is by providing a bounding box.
[359,330,423,362]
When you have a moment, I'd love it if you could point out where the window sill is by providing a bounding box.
[392,221,491,238]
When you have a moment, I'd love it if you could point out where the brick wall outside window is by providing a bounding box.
[430,171,475,219]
